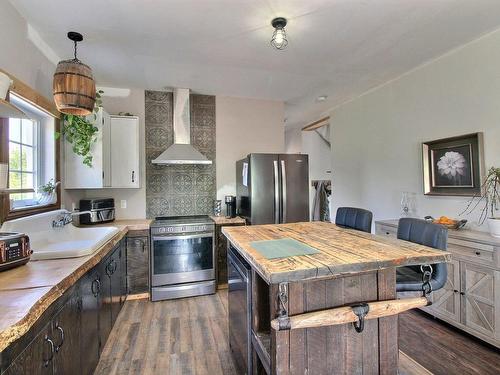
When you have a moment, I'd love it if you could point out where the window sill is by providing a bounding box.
[11,201,54,211]
[1,193,60,222]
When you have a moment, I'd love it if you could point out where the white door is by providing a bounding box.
[110,116,140,188]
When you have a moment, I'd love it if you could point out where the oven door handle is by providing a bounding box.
[152,233,213,241]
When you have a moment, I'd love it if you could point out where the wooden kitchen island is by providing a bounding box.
[223,221,451,375]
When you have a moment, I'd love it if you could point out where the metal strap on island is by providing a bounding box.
[272,282,431,333]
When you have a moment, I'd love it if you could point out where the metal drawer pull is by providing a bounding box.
[43,336,55,367]
[96,279,101,294]
[106,262,112,277]
[135,239,145,252]
[55,325,64,352]
[91,279,98,296]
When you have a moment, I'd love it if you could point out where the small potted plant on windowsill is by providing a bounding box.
[38,179,60,206]
[462,167,500,237]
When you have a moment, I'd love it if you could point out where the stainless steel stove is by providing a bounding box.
[150,215,216,301]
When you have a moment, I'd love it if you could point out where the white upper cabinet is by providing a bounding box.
[110,115,140,188]
[64,110,140,189]
[65,108,111,189]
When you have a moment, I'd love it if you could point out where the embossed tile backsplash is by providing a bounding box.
[145,91,216,218]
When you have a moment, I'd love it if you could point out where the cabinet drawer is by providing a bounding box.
[447,241,494,264]
[376,224,397,238]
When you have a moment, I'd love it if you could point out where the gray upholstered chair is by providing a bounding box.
[396,218,448,292]
[335,207,373,233]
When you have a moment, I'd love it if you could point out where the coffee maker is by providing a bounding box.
[225,195,236,218]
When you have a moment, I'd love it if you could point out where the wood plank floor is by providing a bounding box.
[97,290,494,375]
[399,310,500,375]
[95,291,237,375]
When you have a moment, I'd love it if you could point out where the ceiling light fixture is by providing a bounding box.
[53,32,96,116]
[270,17,288,50]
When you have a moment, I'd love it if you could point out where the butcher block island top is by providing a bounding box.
[224,221,452,374]
[222,221,451,284]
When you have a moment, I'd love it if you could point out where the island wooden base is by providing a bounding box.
[253,268,399,375]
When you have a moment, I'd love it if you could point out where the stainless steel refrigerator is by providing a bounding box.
[236,153,309,225]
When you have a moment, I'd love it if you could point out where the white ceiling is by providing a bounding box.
[9,0,500,129]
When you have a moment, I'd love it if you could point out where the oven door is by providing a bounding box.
[151,232,214,286]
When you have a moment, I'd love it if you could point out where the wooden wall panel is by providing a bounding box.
[271,269,398,374]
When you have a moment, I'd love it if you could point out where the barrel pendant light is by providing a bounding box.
[53,32,96,116]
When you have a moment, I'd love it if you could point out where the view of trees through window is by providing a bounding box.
[8,118,37,202]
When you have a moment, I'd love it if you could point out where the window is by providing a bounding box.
[8,117,38,206]
[4,93,57,210]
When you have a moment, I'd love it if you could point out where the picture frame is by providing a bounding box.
[422,132,484,196]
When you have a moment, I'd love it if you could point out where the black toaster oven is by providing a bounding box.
[79,198,115,225]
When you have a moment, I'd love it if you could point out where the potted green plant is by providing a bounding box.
[38,179,61,205]
[55,90,103,167]
[462,167,500,237]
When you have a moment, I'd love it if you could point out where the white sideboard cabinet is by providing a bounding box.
[376,219,500,348]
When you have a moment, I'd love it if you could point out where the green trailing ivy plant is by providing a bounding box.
[55,90,104,167]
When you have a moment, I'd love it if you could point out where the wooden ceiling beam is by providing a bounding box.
[302,116,330,131]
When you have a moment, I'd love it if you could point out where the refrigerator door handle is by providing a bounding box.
[281,160,287,223]
[273,160,280,224]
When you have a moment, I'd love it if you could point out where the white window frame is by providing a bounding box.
[7,94,47,210]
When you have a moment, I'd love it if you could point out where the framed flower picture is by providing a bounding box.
[422,132,484,196]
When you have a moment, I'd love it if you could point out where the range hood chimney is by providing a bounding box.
[151,88,212,165]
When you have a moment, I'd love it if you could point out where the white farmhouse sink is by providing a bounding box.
[1,209,119,260]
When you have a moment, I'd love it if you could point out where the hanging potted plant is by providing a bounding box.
[461,167,500,237]
[55,90,103,167]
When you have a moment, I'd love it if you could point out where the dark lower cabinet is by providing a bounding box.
[4,294,81,375]
[80,271,100,375]
[215,222,245,285]
[126,233,149,294]
[98,256,113,353]
[2,241,127,375]
[109,246,122,324]
[3,322,52,375]
[119,240,127,305]
[52,294,81,374]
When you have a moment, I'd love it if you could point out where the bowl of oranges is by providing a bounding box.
[424,216,467,230]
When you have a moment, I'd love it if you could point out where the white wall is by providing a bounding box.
[63,89,147,219]
[285,127,302,153]
[216,96,285,199]
[303,129,332,219]
[329,28,500,231]
[65,93,284,218]
[285,127,332,219]
[0,1,56,98]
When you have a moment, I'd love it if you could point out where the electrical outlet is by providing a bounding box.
[71,202,77,211]
[120,200,127,209]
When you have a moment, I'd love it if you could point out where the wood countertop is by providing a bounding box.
[78,219,152,231]
[376,219,500,247]
[0,220,151,352]
[210,215,246,225]
[222,221,451,284]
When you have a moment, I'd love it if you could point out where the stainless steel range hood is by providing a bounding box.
[151,88,212,165]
